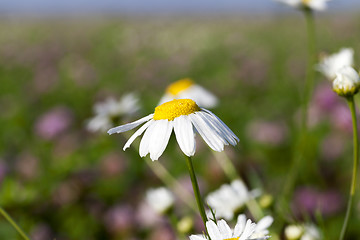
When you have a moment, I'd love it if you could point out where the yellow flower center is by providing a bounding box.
[301,0,311,5]
[153,99,200,121]
[166,78,194,95]
[224,238,239,240]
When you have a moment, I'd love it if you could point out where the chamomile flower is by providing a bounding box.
[87,93,140,133]
[275,0,330,11]
[189,214,273,240]
[108,99,238,161]
[332,66,360,97]
[284,224,321,240]
[206,180,261,220]
[317,48,354,80]
[145,187,174,215]
[158,78,218,108]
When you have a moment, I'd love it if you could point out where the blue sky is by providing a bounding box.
[0,0,359,14]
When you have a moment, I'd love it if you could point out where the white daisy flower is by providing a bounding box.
[317,48,354,80]
[145,187,175,215]
[332,66,360,97]
[158,78,218,108]
[87,93,140,133]
[206,180,261,221]
[275,0,330,11]
[189,214,273,240]
[108,99,239,161]
[284,224,321,240]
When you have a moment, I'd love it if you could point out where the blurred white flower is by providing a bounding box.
[206,180,261,220]
[145,187,175,215]
[284,224,321,240]
[317,48,354,80]
[189,214,273,240]
[332,66,360,97]
[158,78,218,108]
[275,0,330,11]
[108,99,238,161]
[87,93,140,132]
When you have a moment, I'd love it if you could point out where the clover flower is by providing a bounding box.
[189,214,273,240]
[275,0,330,11]
[108,99,238,161]
[317,48,354,80]
[87,93,140,133]
[145,187,175,215]
[158,78,218,108]
[332,66,360,97]
[206,180,261,221]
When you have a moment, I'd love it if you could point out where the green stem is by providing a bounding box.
[339,97,359,240]
[0,207,30,240]
[185,156,208,231]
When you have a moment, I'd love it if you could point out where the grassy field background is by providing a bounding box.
[1,13,360,239]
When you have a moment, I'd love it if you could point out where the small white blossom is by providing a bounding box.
[145,187,174,215]
[275,0,330,11]
[332,66,360,97]
[284,224,321,240]
[206,180,261,220]
[317,48,354,80]
[87,93,140,132]
[159,78,218,108]
[189,214,273,240]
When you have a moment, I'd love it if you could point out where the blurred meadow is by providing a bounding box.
[1,5,360,240]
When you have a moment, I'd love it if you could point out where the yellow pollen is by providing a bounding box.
[153,99,200,121]
[166,78,194,95]
[224,238,239,240]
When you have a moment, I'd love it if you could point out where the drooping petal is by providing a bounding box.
[139,120,157,157]
[201,109,239,145]
[206,221,222,240]
[107,114,154,135]
[190,113,224,152]
[217,219,233,238]
[174,115,196,156]
[148,120,173,161]
[123,120,153,150]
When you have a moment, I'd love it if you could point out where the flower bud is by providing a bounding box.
[332,66,360,97]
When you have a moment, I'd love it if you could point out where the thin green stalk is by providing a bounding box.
[0,207,30,240]
[212,151,264,220]
[339,97,359,240]
[276,8,317,222]
[185,156,208,231]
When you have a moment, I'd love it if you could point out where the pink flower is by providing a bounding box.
[35,106,73,140]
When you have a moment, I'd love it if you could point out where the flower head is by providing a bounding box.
[284,224,321,240]
[108,99,238,161]
[145,187,175,215]
[206,180,261,220]
[159,78,218,108]
[275,0,330,11]
[189,214,273,240]
[317,48,354,80]
[87,93,140,133]
[332,66,360,97]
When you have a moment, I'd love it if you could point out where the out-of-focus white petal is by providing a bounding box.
[206,221,222,240]
[217,220,232,238]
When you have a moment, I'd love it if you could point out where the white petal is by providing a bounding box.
[174,115,196,156]
[206,221,222,240]
[217,219,233,238]
[107,114,154,135]
[255,216,274,232]
[123,120,153,151]
[178,85,218,108]
[139,120,156,157]
[234,214,246,236]
[239,220,256,240]
[189,235,207,240]
[190,113,224,152]
[201,109,239,145]
[158,94,174,106]
[148,120,173,161]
